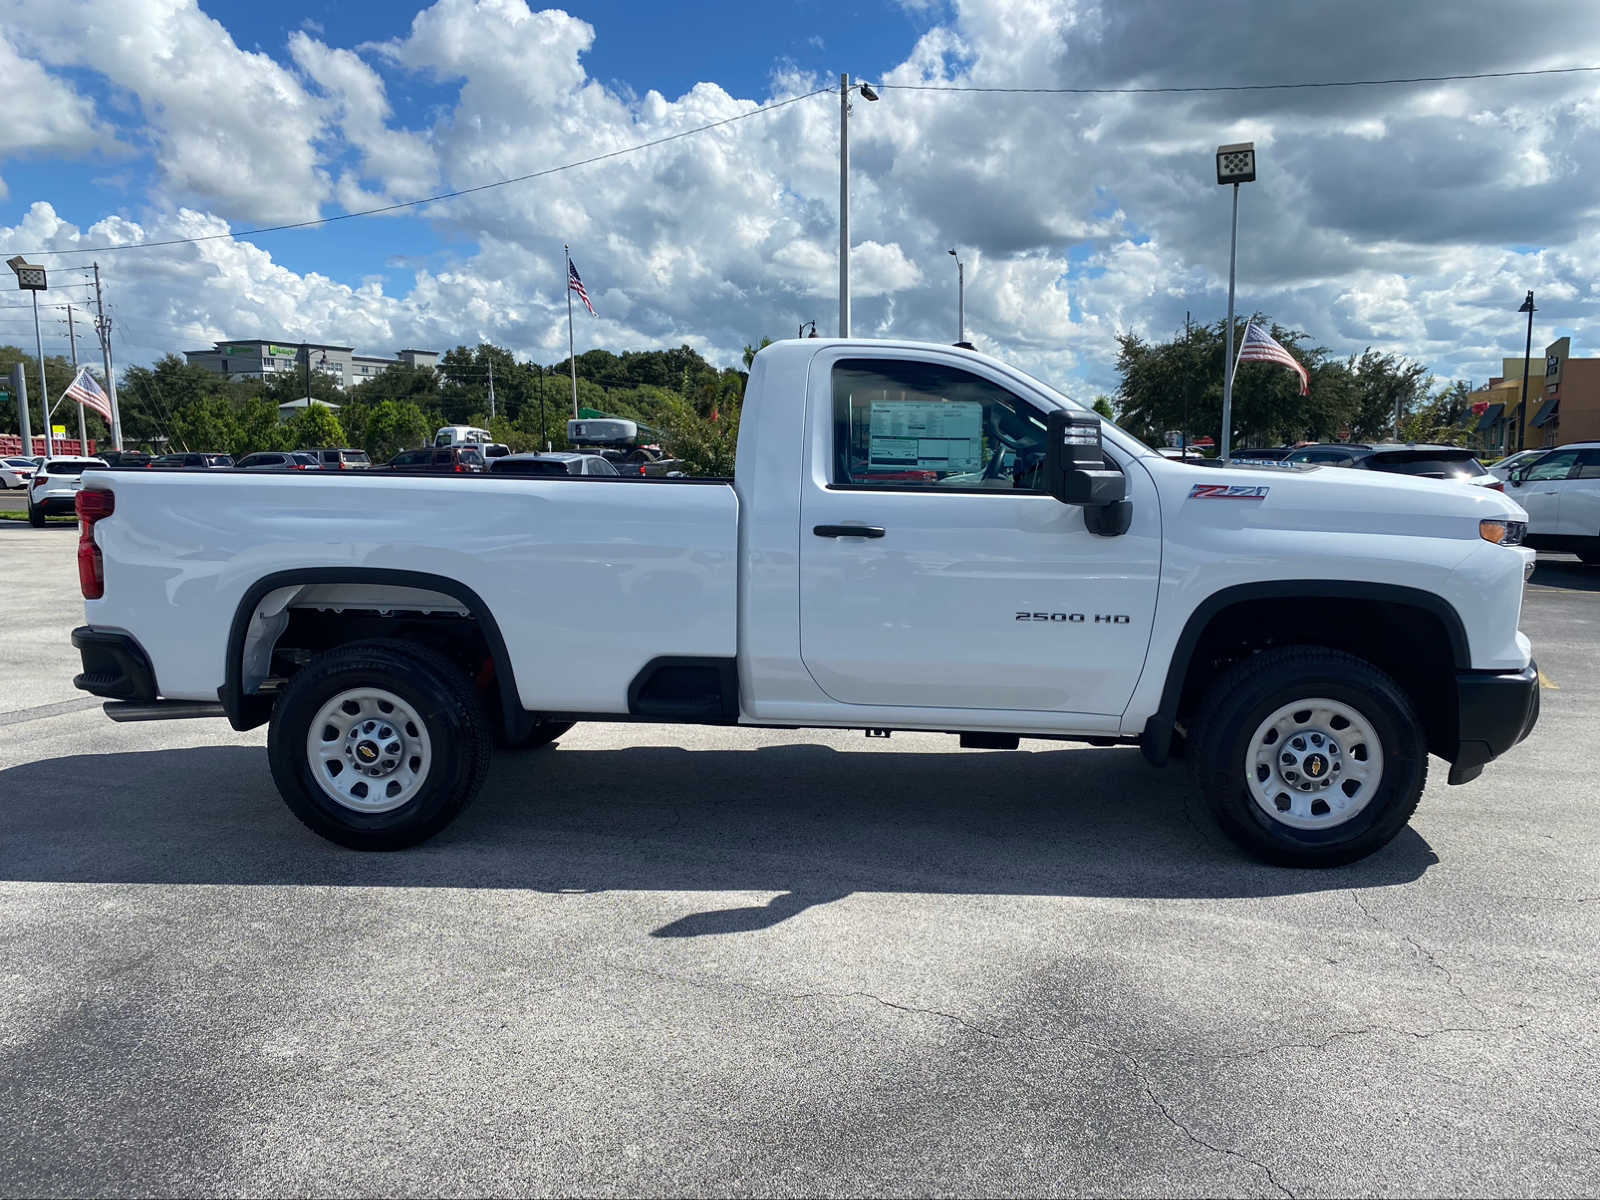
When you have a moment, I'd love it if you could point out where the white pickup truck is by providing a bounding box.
[69,339,1540,866]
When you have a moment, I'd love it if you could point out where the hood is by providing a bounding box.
[1148,458,1527,540]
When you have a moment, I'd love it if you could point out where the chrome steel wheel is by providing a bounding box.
[305,688,433,814]
[1244,697,1384,831]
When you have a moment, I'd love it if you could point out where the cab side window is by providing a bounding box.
[1573,449,1600,479]
[830,359,1051,491]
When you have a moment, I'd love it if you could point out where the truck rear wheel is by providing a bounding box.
[267,639,492,850]
[1190,646,1426,867]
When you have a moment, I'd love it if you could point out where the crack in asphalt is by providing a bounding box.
[602,960,1005,1038]
[1139,1083,1296,1199]
[1349,889,1486,1017]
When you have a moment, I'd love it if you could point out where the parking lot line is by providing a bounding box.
[1538,669,1559,690]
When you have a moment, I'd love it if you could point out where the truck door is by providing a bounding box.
[798,352,1161,715]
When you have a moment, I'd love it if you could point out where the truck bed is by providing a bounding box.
[85,469,740,713]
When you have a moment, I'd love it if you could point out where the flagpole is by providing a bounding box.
[565,244,579,420]
[67,303,87,453]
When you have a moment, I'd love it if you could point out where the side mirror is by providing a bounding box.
[1509,467,1525,487]
[1045,410,1131,536]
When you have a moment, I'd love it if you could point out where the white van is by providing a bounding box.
[434,425,493,448]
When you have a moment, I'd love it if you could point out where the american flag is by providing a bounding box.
[568,259,596,317]
[1238,320,1308,395]
[64,367,114,422]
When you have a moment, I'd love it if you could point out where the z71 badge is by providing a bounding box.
[1189,483,1270,500]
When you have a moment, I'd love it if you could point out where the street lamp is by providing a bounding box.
[1216,142,1256,461]
[839,75,878,337]
[1516,290,1536,454]
[7,255,53,457]
[948,249,965,344]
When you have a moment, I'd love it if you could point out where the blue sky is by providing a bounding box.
[1,0,947,298]
[3,0,1597,393]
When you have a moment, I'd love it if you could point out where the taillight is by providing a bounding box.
[454,463,465,473]
[1486,480,1505,492]
[33,473,48,489]
[75,488,114,599]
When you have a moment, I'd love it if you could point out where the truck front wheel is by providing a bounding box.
[1190,647,1426,867]
[267,639,492,850]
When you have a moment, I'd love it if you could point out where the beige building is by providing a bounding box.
[1470,337,1600,452]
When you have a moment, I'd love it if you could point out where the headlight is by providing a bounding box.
[1480,518,1527,546]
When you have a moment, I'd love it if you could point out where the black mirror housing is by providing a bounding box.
[1045,410,1128,508]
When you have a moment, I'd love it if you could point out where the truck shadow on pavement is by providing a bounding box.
[0,742,1435,927]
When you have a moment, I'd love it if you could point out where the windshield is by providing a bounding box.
[1364,451,1486,478]
[5,458,34,467]
[44,460,96,475]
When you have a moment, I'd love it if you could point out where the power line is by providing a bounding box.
[25,86,835,259]
[877,64,1600,95]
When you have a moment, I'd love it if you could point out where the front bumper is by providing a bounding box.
[72,627,158,702]
[1448,660,1540,784]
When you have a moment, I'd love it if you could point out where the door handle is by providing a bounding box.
[813,524,886,539]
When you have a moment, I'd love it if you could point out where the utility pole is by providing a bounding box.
[538,365,548,449]
[1182,311,1191,456]
[91,263,123,450]
[487,358,496,420]
[66,304,87,453]
[839,73,851,338]
[301,342,311,405]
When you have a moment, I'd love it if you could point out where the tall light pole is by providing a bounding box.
[1516,290,1536,454]
[839,75,878,338]
[8,256,52,457]
[948,248,965,343]
[1215,142,1256,461]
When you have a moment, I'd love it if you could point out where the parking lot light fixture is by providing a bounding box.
[1216,142,1256,462]
[1516,291,1536,454]
[8,256,53,457]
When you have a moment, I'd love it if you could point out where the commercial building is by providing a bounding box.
[1470,337,1600,453]
[184,340,439,390]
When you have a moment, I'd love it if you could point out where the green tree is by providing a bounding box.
[361,399,431,461]
[1091,395,1116,421]
[292,403,347,450]
[169,394,241,454]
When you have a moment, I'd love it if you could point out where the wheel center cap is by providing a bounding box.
[355,740,381,765]
[1303,752,1330,779]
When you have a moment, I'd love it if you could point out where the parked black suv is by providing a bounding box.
[152,452,234,469]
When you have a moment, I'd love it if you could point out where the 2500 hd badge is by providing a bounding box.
[1016,612,1132,623]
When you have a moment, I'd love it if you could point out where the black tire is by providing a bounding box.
[267,639,492,850]
[1189,646,1427,867]
[1576,546,1600,565]
[499,719,575,751]
[27,501,46,528]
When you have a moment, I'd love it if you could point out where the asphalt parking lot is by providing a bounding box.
[1,521,1596,1198]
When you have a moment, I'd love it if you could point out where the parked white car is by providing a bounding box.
[1503,442,1600,563]
[27,455,107,526]
[1488,449,1546,482]
[0,456,38,488]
